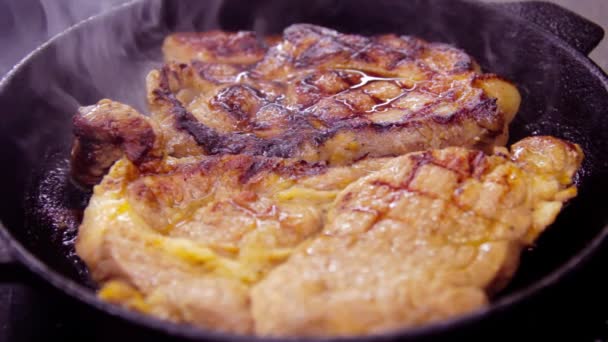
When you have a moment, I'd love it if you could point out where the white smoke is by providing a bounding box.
[0,0,132,77]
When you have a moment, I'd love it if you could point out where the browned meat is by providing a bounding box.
[71,24,520,185]
[75,136,582,336]
[76,153,389,333]
[162,30,280,64]
[71,100,163,186]
[148,24,520,163]
[251,136,582,336]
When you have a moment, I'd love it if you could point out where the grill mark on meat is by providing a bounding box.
[75,136,582,335]
[406,151,488,186]
[350,151,501,233]
[144,24,519,165]
[155,64,505,157]
[156,67,315,157]
[211,85,266,123]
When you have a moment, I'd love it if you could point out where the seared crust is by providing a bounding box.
[71,99,162,186]
[147,24,520,163]
[75,137,582,335]
[71,25,520,185]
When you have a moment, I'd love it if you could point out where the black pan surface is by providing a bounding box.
[0,0,607,340]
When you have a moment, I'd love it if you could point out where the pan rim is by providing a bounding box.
[1,0,608,340]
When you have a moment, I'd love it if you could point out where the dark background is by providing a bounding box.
[0,1,607,341]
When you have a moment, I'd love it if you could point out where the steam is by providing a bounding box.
[1,0,167,165]
[39,0,130,37]
[1,0,130,77]
[2,0,232,112]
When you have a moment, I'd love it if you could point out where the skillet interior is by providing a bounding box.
[1,0,607,339]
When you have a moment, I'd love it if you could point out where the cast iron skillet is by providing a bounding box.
[0,0,607,340]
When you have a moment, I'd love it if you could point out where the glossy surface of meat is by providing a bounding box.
[75,137,582,336]
[150,24,520,163]
[71,24,521,184]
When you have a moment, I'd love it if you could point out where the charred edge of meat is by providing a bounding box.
[155,66,505,159]
[71,107,157,186]
[140,153,328,185]
[210,84,267,125]
[155,67,312,157]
